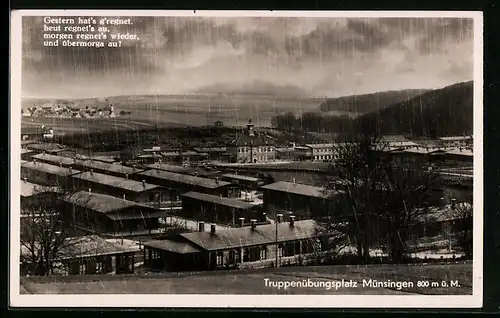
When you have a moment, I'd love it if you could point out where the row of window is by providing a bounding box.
[314,155,339,161]
[313,148,333,153]
[215,240,318,266]
[237,147,273,153]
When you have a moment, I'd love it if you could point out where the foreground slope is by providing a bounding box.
[20,262,472,295]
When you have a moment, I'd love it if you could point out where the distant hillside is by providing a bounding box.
[358,81,474,138]
[195,80,311,97]
[319,89,430,115]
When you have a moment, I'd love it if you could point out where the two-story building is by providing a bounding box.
[304,143,335,162]
[226,120,277,164]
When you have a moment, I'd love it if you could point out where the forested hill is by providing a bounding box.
[358,81,474,138]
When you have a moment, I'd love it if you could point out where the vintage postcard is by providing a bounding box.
[10,10,483,308]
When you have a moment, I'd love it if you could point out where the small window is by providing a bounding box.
[216,251,224,266]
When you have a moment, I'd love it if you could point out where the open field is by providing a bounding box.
[22,95,324,129]
[20,262,472,295]
[21,117,187,135]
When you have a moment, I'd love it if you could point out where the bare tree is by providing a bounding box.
[448,200,473,259]
[320,132,441,263]
[20,184,75,276]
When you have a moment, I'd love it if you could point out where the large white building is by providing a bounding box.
[226,120,276,164]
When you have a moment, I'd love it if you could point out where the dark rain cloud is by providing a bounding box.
[21,16,475,97]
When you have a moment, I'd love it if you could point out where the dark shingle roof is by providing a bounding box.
[146,163,189,173]
[32,153,76,166]
[72,171,160,192]
[180,219,321,251]
[62,191,153,214]
[143,239,202,254]
[21,161,81,176]
[260,181,331,199]
[221,173,260,183]
[181,191,257,210]
[26,143,67,152]
[21,235,134,261]
[139,169,231,189]
[76,160,143,175]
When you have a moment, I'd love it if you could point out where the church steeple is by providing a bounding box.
[247,119,255,137]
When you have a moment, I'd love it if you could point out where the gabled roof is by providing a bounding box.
[305,143,334,149]
[143,239,202,254]
[445,148,474,157]
[260,181,338,199]
[75,160,143,176]
[145,163,189,173]
[229,131,276,147]
[181,191,257,210]
[192,147,226,153]
[21,181,60,197]
[439,136,473,141]
[26,143,66,152]
[31,153,76,166]
[379,135,410,142]
[62,191,153,214]
[72,171,160,193]
[402,148,447,155]
[21,161,81,176]
[138,169,231,189]
[180,219,323,251]
[20,235,135,261]
[221,173,260,183]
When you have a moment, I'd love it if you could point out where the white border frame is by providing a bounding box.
[9,10,484,308]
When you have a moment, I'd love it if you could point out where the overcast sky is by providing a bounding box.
[21,16,475,98]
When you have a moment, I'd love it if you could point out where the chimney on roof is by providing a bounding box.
[69,166,72,173]
[90,169,94,175]
[210,224,216,234]
[289,215,296,227]
[293,178,296,184]
[59,162,63,167]
[215,177,219,184]
[123,194,126,201]
[23,177,27,182]
[88,187,92,195]
[440,197,446,209]
[142,180,146,188]
[239,217,245,227]
[250,219,257,230]
[277,214,283,223]
[451,198,456,209]
[262,212,266,222]
[198,222,205,232]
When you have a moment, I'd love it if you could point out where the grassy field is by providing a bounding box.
[21,117,187,135]
[20,262,472,295]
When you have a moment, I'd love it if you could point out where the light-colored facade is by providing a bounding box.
[227,120,276,163]
[305,143,335,161]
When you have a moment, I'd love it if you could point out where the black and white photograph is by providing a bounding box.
[10,10,483,308]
